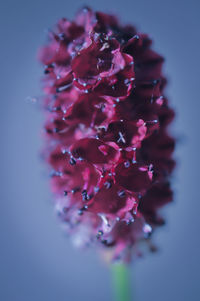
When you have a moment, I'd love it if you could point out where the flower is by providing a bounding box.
[39,7,175,262]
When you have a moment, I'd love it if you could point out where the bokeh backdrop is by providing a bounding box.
[1,0,200,300]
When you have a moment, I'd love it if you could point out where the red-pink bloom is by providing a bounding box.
[39,7,175,261]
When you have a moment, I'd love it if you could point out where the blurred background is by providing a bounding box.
[1,0,200,300]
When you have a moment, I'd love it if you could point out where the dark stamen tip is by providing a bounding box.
[69,157,76,165]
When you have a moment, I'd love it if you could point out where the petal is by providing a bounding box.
[63,94,110,127]
[71,138,118,164]
[99,119,146,148]
[115,162,152,192]
[89,181,136,217]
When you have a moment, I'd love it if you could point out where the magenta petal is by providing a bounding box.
[71,138,118,164]
[99,119,146,148]
[115,162,153,192]
[89,182,136,217]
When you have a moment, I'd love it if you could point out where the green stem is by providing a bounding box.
[111,263,132,301]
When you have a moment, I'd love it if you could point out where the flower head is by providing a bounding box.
[39,7,175,262]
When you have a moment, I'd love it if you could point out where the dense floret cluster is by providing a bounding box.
[39,7,175,261]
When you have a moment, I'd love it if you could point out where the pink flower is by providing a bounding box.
[39,7,175,261]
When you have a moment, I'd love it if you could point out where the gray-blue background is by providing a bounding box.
[1,0,199,300]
